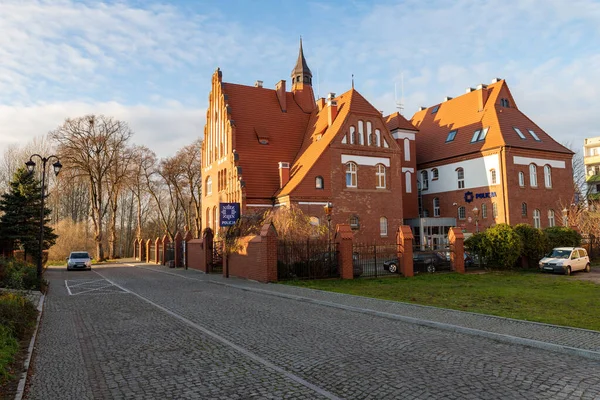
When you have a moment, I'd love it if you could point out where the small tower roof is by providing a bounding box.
[291,38,312,80]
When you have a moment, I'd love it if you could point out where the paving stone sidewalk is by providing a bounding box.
[145,264,600,358]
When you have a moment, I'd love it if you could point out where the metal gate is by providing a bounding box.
[165,242,175,266]
[352,243,399,278]
[210,240,223,273]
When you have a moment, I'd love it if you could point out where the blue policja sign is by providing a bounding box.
[220,202,240,227]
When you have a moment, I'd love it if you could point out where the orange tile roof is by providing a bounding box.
[221,82,312,200]
[409,80,573,165]
[278,88,384,197]
[385,112,418,132]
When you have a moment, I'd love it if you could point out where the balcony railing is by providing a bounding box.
[584,154,600,166]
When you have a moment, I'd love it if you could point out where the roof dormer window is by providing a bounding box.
[528,129,541,141]
[431,105,440,114]
[446,129,458,142]
[500,98,510,107]
[513,127,526,140]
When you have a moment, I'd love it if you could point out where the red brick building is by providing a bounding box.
[409,79,574,246]
[201,41,415,242]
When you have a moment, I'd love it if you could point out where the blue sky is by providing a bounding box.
[1,0,599,158]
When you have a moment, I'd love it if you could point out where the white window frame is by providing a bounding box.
[544,165,552,188]
[315,176,324,189]
[405,172,412,193]
[481,203,487,218]
[421,170,429,190]
[376,164,386,189]
[533,209,541,229]
[457,168,465,189]
[458,206,466,220]
[433,198,440,217]
[206,176,213,196]
[548,210,555,227]
[529,164,538,187]
[518,171,525,187]
[432,168,439,180]
[358,121,364,145]
[380,217,388,236]
[404,139,410,161]
[346,162,357,188]
[490,168,497,185]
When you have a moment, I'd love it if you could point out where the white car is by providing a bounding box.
[539,247,591,275]
[66,251,92,271]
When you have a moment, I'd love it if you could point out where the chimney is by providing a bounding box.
[465,87,476,93]
[491,77,502,84]
[275,80,286,112]
[317,97,326,110]
[254,80,263,88]
[443,96,453,102]
[477,84,490,111]
[327,92,338,127]
[419,106,427,111]
[278,162,290,188]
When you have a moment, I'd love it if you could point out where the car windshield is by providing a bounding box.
[70,252,90,259]
[546,249,571,259]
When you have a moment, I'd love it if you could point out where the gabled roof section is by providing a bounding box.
[278,88,386,197]
[385,112,418,132]
[410,80,572,165]
[221,82,312,201]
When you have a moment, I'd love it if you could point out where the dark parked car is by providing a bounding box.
[383,251,452,274]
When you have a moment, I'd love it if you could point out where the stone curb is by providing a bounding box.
[139,266,600,361]
[15,292,45,400]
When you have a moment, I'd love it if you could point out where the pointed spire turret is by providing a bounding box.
[291,38,312,86]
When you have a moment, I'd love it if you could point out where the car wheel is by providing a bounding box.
[585,263,591,273]
[565,266,571,276]
[388,263,397,274]
[427,264,436,273]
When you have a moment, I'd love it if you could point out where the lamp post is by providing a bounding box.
[25,154,62,279]
[323,202,334,257]
[472,206,480,233]
[562,207,568,227]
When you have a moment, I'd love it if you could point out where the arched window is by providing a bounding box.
[529,164,537,187]
[367,121,373,145]
[518,171,525,187]
[421,170,429,190]
[212,206,218,232]
[350,215,359,230]
[404,139,410,161]
[346,162,357,187]
[457,168,465,189]
[206,176,212,196]
[380,217,388,236]
[481,203,488,218]
[405,172,412,193]
[548,209,555,227]
[376,164,386,189]
[433,198,440,217]
[490,168,497,185]
[315,176,324,189]
[533,209,541,229]
[358,121,364,145]
[375,129,381,147]
[349,126,356,144]
[521,202,527,217]
[492,202,498,218]
[458,206,466,220]
[544,165,552,188]
[432,168,439,180]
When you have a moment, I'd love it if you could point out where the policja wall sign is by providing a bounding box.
[220,202,240,227]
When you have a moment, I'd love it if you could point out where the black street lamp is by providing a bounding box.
[472,206,480,233]
[26,154,62,279]
[323,202,334,257]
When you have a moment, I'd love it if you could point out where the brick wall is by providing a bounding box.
[187,239,207,273]
[227,223,277,283]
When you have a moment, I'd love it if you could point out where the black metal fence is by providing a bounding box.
[165,242,175,265]
[412,245,452,274]
[148,243,156,262]
[581,234,600,261]
[352,243,399,278]
[277,239,339,280]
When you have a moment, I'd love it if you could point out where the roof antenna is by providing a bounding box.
[352,74,355,89]
[395,72,405,115]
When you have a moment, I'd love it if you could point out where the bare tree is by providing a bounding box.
[174,139,202,238]
[51,115,133,261]
[107,145,135,259]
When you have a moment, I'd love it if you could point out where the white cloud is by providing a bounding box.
[0,101,204,158]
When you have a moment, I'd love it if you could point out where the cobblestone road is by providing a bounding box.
[25,264,600,399]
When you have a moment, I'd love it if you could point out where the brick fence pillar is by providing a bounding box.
[183,230,193,269]
[448,227,465,273]
[397,226,414,277]
[161,235,170,266]
[204,228,214,273]
[155,237,162,265]
[335,224,354,280]
[138,239,145,261]
[262,222,278,282]
[145,239,152,263]
[174,232,182,267]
